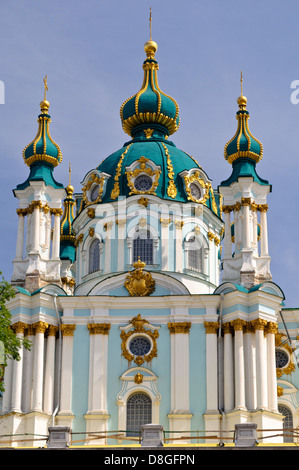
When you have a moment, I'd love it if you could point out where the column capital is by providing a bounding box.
[251,318,268,331]
[47,324,59,337]
[265,322,278,335]
[61,324,76,336]
[222,322,233,334]
[230,319,247,331]
[87,323,111,335]
[204,321,219,334]
[11,321,28,334]
[258,204,268,212]
[168,322,191,334]
[33,321,49,334]
[241,197,252,206]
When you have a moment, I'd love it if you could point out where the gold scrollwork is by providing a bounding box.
[111,144,132,199]
[124,259,155,296]
[275,332,296,378]
[126,156,161,196]
[120,314,159,365]
[161,143,177,199]
[82,173,105,206]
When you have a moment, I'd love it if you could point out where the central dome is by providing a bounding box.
[78,40,221,219]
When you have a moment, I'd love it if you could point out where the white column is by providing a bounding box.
[223,208,232,258]
[31,202,41,253]
[2,357,13,413]
[252,319,268,410]
[168,322,191,411]
[117,219,126,271]
[22,325,34,412]
[87,323,110,413]
[51,209,62,260]
[241,199,251,250]
[168,321,192,443]
[59,324,76,415]
[44,325,58,414]
[10,322,26,412]
[223,323,234,412]
[204,322,219,411]
[231,319,246,410]
[244,323,257,411]
[160,218,170,271]
[104,222,113,273]
[15,210,25,259]
[32,321,48,411]
[267,322,278,412]
[174,221,183,272]
[260,205,269,255]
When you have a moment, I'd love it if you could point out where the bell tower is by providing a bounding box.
[11,77,66,292]
[218,76,272,288]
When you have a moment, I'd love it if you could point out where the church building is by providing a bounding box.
[1,31,298,447]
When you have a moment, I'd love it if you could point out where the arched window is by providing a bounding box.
[89,238,100,274]
[187,236,203,272]
[278,404,294,443]
[126,392,152,437]
[133,229,153,265]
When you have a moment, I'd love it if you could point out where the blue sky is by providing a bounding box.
[1,0,299,306]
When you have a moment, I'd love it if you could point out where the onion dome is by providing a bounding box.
[224,92,263,165]
[120,40,180,138]
[23,97,62,168]
[15,78,64,191]
[60,179,76,264]
[220,76,269,188]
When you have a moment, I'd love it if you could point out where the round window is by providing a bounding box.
[276,349,289,368]
[134,174,153,192]
[90,184,100,202]
[189,182,202,200]
[129,336,151,356]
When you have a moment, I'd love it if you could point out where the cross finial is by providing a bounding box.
[43,75,48,100]
[149,7,152,40]
[240,71,243,96]
[69,162,72,186]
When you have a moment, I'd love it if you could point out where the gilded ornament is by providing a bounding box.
[144,128,154,139]
[82,173,105,206]
[134,373,144,384]
[126,156,161,196]
[87,208,95,219]
[124,259,155,297]
[89,227,95,237]
[138,196,148,207]
[87,323,111,335]
[120,314,159,365]
[168,322,191,334]
[60,324,76,336]
[111,144,132,200]
[161,143,177,199]
[204,321,219,334]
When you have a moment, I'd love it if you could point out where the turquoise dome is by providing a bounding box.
[60,184,76,263]
[120,41,180,137]
[78,40,221,219]
[23,99,62,168]
[224,95,263,164]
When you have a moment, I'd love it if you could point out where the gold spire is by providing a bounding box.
[237,71,247,110]
[40,75,50,114]
[66,162,74,195]
[144,7,158,59]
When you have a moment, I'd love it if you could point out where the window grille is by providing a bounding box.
[126,392,152,437]
[187,236,203,271]
[133,229,153,265]
[89,238,100,273]
[129,336,151,356]
[278,405,293,443]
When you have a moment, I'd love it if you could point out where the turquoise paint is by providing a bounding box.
[73,309,90,317]
[108,308,171,316]
[189,323,207,439]
[71,324,90,440]
[189,308,206,316]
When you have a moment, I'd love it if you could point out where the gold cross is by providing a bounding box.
[149,7,152,40]
[43,75,48,100]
